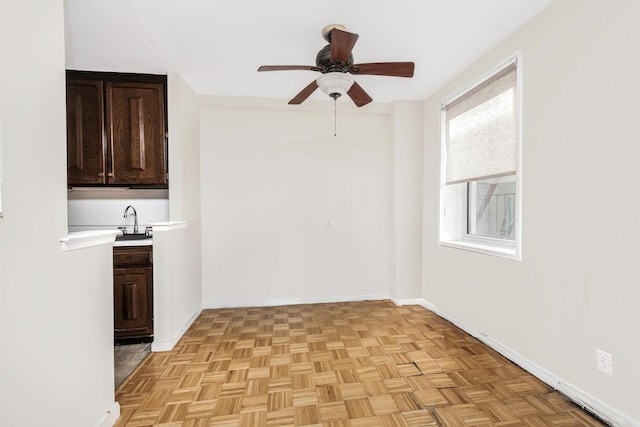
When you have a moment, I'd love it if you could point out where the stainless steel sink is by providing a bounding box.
[115,234,151,242]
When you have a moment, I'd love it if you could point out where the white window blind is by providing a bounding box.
[443,62,517,185]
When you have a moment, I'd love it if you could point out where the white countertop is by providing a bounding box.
[114,238,153,247]
[61,228,152,251]
[60,229,118,252]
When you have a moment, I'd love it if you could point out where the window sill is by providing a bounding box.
[439,238,520,261]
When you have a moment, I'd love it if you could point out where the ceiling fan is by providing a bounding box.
[258,24,415,107]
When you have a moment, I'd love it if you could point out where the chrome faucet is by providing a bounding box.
[123,205,138,234]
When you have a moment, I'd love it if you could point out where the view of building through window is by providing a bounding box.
[467,175,516,240]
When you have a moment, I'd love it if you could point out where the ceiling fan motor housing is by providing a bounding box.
[316,44,354,70]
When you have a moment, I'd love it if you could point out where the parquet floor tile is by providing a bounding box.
[114,300,607,426]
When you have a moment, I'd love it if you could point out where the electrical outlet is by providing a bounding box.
[596,349,613,376]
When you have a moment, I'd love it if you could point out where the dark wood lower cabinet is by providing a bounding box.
[113,245,153,341]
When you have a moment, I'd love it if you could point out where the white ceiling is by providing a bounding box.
[64,0,555,104]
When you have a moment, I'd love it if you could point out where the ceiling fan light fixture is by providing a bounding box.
[317,73,354,99]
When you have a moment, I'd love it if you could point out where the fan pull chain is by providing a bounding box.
[334,98,337,137]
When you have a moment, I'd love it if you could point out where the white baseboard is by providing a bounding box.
[97,402,120,427]
[390,297,425,306]
[396,298,638,427]
[202,294,390,310]
[152,309,202,352]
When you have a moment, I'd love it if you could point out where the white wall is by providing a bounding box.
[390,101,424,301]
[422,0,640,424]
[170,74,202,331]
[199,97,391,307]
[152,224,201,351]
[168,74,201,224]
[68,191,169,232]
[0,1,117,426]
[150,74,202,352]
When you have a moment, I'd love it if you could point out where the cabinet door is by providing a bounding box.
[106,82,167,186]
[114,267,153,338]
[66,80,105,185]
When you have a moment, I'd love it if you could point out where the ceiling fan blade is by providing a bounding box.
[330,29,359,65]
[288,80,319,105]
[258,65,321,72]
[347,82,373,107]
[349,62,415,77]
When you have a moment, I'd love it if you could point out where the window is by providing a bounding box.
[439,53,521,259]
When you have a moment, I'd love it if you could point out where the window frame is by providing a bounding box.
[438,52,522,260]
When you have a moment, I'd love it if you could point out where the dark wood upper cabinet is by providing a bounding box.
[66,80,106,184]
[106,82,166,185]
[66,71,168,188]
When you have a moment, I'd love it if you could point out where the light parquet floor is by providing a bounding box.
[114,300,606,427]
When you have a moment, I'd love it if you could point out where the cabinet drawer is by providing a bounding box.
[113,246,152,267]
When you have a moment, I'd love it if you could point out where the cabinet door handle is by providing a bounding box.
[97,172,104,177]
[107,172,114,177]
